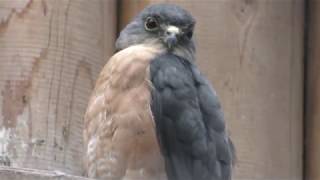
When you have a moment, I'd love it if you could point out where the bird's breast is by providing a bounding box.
[84,44,166,180]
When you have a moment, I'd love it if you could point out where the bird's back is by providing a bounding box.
[150,54,234,180]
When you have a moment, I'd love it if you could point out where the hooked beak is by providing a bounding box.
[164,26,181,50]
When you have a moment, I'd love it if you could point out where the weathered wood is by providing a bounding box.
[0,166,93,180]
[120,1,304,180]
[306,1,320,180]
[119,0,149,29]
[0,0,116,175]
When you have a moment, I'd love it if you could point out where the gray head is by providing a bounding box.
[116,4,196,61]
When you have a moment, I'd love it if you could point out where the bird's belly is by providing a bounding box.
[85,44,166,180]
[115,86,166,180]
[104,70,166,179]
[124,127,166,180]
[122,136,167,180]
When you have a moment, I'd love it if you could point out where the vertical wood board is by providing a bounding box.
[0,0,116,175]
[306,1,320,180]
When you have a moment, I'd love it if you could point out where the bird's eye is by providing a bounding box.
[145,17,159,31]
[186,31,193,39]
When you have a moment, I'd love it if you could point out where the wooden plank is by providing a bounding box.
[119,0,149,29]
[0,0,116,175]
[118,0,151,29]
[0,166,93,180]
[306,1,320,180]
[119,0,304,179]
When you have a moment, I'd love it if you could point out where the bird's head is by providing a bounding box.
[116,4,196,61]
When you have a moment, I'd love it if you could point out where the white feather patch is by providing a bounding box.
[167,25,180,34]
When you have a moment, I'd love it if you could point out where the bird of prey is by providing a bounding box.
[84,4,234,180]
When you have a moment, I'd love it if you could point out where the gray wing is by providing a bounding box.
[190,64,235,179]
[150,54,234,180]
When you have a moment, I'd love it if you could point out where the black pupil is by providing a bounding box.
[146,18,157,29]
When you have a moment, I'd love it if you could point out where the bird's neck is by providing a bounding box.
[144,40,195,61]
[170,46,195,62]
[116,39,195,62]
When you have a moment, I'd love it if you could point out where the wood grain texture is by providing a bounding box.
[119,0,150,30]
[120,0,304,180]
[306,1,320,180]
[0,0,116,175]
[0,166,93,180]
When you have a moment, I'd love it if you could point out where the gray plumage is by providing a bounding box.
[116,3,235,180]
[116,4,195,61]
[150,55,234,180]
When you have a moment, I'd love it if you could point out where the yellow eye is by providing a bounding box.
[145,17,159,31]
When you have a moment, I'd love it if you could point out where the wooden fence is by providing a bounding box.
[0,0,116,178]
[306,1,320,180]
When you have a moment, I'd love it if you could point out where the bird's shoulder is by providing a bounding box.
[97,44,164,84]
[150,54,195,89]
[84,44,164,139]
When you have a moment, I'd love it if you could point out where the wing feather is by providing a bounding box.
[150,54,234,180]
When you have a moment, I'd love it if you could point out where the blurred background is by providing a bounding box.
[0,0,317,179]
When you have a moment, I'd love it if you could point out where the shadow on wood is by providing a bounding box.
[305,1,320,180]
